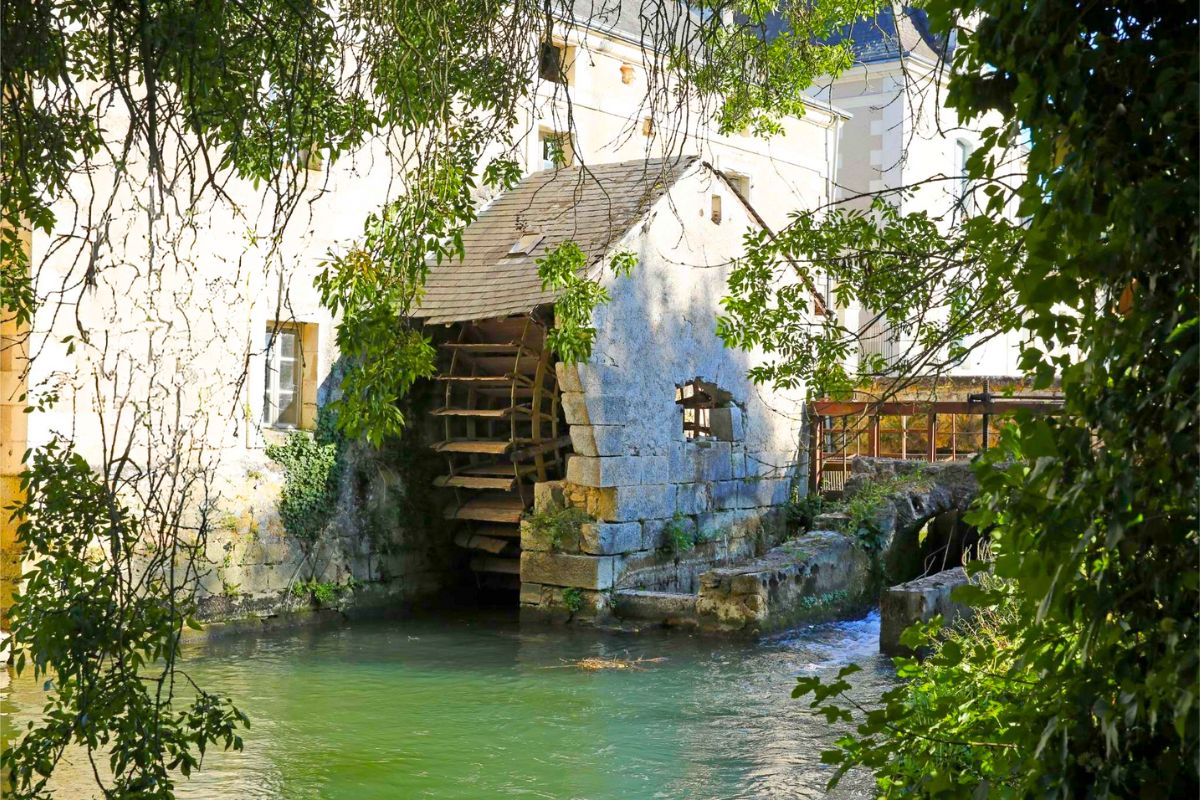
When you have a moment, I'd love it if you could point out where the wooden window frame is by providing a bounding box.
[263,322,304,430]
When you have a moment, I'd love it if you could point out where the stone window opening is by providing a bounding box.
[676,378,737,441]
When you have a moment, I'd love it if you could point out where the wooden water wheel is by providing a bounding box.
[431,314,570,590]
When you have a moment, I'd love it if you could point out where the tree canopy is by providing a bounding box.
[768,0,1199,794]
[2,0,1196,796]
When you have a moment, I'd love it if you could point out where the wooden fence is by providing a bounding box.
[809,391,1063,494]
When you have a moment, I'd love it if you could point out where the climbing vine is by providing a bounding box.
[265,431,340,547]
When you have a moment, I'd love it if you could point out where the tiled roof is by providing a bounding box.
[413,157,698,324]
[569,0,700,44]
[824,6,952,65]
[757,5,952,66]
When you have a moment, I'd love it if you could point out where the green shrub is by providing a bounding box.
[664,512,696,555]
[526,503,592,550]
[290,578,352,607]
[840,467,930,551]
[786,492,825,530]
[561,587,584,615]
[796,576,1029,793]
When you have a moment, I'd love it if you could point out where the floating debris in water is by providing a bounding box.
[545,656,668,671]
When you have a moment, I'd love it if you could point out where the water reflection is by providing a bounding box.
[2,610,893,799]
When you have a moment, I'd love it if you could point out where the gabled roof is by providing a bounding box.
[413,157,698,324]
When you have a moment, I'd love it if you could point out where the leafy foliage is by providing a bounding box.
[670,0,881,136]
[290,577,355,607]
[796,578,1030,795]
[725,0,1200,795]
[561,587,584,615]
[1,443,247,799]
[525,502,593,552]
[840,467,930,551]
[265,431,340,546]
[786,491,825,531]
[537,244,639,365]
[663,512,697,555]
[719,195,1023,397]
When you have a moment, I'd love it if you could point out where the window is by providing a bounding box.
[710,194,723,224]
[539,130,573,171]
[676,378,736,441]
[724,171,751,200]
[263,322,317,429]
[539,41,569,84]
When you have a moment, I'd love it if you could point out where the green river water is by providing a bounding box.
[2,609,894,799]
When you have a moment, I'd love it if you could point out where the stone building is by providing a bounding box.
[2,4,1020,623]
[410,157,815,615]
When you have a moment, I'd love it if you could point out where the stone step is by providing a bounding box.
[812,511,850,531]
[879,567,973,656]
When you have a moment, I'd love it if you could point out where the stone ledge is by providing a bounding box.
[613,589,698,627]
[520,551,621,590]
[695,530,871,634]
[879,567,974,656]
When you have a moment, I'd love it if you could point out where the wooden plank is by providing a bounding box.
[434,374,515,383]
[439,342,523,353]
[454,532,514,555]
[447,496,527,523]
[469,556,521,575]
[432,407,513,418]
[434,475,516,491]
[433,440,512,454]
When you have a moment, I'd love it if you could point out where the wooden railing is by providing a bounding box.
[809,390,1064,494]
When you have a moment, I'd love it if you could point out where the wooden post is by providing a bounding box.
[927,411,937,461]
[870,416,880,457]
[808,412,822,494]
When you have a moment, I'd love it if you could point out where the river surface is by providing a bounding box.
[2,609,894,799]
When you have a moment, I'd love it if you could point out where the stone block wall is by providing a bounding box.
[194,437,457,624]
[518,480,789,620]
[518,175,811,621]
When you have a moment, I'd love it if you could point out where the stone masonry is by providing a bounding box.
[517,169,810,621]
